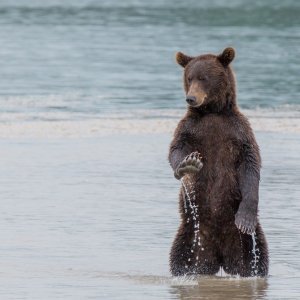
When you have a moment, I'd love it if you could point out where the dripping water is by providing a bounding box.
[251,232,260,275]
[181,177,202,269]
[238,231,244,269]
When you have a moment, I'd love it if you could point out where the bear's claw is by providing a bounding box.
[235,211,257,235]
[174,152,203,180]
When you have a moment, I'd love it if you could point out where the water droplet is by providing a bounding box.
[251,233,259,276]
[181,178,202,254]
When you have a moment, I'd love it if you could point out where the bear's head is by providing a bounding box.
[176,47,236,113]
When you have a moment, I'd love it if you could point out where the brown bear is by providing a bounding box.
[169,47,269,277]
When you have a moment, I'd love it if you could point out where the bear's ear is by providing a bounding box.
[218,47,235,67]
[175,52,194,68]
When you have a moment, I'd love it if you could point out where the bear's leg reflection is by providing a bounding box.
[169,277,269,300]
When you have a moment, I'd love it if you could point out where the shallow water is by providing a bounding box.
[0,132,299,299]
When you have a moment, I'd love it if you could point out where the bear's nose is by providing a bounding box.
[186,96,196,105]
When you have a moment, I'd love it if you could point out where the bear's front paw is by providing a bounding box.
[174,152,203,180]
[235,210,257,235]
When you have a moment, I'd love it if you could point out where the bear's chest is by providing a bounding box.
[189,117,241,166]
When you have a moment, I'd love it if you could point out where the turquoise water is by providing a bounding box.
[0,0,299,121]
[0,1,299,299]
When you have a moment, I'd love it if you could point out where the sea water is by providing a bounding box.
[0,133,299,299]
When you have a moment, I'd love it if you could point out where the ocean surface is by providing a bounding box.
[0,0,299,299]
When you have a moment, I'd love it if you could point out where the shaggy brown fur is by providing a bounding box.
[169,48,269,277]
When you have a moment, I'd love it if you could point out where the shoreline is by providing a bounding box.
[0,114,299,138]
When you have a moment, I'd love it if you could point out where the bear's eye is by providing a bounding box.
[187,77,192,84]
[198,76,206,81]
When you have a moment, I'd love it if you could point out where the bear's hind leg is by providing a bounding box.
[170,229,220,276]
[240,225,269,277]
[192,252,221,276]
[223,225,269,277]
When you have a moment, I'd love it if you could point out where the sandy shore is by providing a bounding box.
[0,110,299,138]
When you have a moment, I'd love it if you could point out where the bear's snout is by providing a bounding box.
[186,96,196,105]
[186,81,207,107]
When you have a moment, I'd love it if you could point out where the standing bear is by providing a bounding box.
[169,47,269,277]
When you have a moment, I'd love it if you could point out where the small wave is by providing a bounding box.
[0,4,298,27]
[96,271,267,287]
[0,106,299,138]
[96,272,198,286]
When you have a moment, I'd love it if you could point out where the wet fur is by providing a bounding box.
[169,48,269,277]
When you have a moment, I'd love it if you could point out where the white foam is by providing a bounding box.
[0,107,299,138]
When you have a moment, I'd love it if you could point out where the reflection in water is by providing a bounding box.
[99,272,268,300]
[170,277,269,300]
